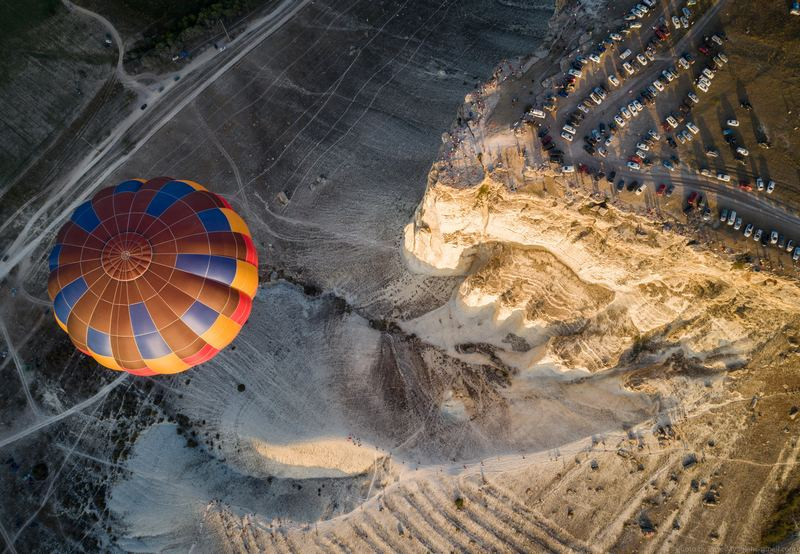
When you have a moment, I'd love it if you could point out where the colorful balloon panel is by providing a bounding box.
[47,177,258,375]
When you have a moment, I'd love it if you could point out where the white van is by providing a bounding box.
[529,109,546,119]
[620,49,633,60]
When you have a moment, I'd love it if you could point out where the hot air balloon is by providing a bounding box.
[47,177,258,376]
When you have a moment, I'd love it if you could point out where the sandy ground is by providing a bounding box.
[1,0,800,552]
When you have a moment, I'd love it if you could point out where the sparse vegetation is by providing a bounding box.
[761,486,800,548]
[454,497,465,510]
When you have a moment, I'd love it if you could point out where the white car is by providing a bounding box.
[666,116,678,128]
[686,121,699,134]
[728,210,737,225]
[681,129,693,142]
[577,103,589,114]
[621,106,632,119]
[736,147,749,156]
[727,119,739,127]
[589,53,602,63]
[767,180,776,194]
[716,172,731,182]
[744,223,754,238]
[597,146,608,157]
[756,178,765,191]
[672,16,681,28]
[608,75,621,87]
[645,49,655,62]
[633,100,644,112]
[662,70,675,83]
[648,129,660,140]
[702,68,715,80]
[700,168,713,177]
[734,217,742,230]
[653,80,665,91]
[629,21,642,29]
[562,165,575,173]
[635,182,647,195]
[561,131,575,142]
[678,58,690,70]
[568,68,582,78]
[610,33,623,41]
[620,48,633,60]
[680,16,690,28]
[614,115,626,127]
[753,229,763,242]
[717,52,729,63]
[637,54,648,66]
[697,81,709,93]
[688,92,700,104]
[676,132,686,144]
[627,161,641,170]
[636,142,649,151]
[786,240,796,253]
[636,149,647,159]
[623,62,635,75]
[711,34,724,46]
[628,102,638,115]
[794,247,800,262]
[771,231,779,245]
[563,124,577,134]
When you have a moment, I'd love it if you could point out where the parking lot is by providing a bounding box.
[514,0,800,267]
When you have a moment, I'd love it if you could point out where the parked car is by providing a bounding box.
[753,228,763,242]
[786,240,796,253]
[743,223,754,238]
[770,230,779,245]
[794,247,800,262]
[608,75,621,87]
[727,119,739,127]
[733,217,742,230]
[561,131,574,141]
[562,165,575,173]
[627,161,641,170]
[767,180,776,194]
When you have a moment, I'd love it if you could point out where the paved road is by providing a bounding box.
[0,0,312,283]
[533,0,800,248]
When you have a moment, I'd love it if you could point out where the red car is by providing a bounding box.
[699,46,711,56]
[739,181,753,191]
[656,183,666,195]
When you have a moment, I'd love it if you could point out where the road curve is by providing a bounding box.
[0,374,128,450]
[0,0,311,283]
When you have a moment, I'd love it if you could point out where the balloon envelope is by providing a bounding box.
[47,177,258,375]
